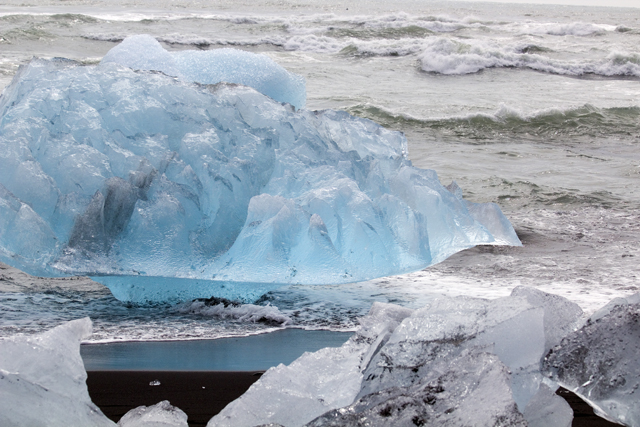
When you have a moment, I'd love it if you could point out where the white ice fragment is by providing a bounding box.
[0,318,116,427]
[118,400,188,427]
[149,380,161,386]
[208,345,365,427]
[357,293,546,410]
[511,286,584,351]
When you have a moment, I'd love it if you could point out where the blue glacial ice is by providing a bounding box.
[101,35,306,110]
[0,52,520,303]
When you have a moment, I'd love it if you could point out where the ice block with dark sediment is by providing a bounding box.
[543,293,640,426]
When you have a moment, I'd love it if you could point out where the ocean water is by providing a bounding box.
[1,0,639,343]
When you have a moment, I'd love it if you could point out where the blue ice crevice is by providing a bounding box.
[0,42,520,303]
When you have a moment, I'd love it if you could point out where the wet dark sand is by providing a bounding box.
[87,371,623,427]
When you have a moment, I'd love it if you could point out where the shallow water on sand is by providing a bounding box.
[81,329,352,371]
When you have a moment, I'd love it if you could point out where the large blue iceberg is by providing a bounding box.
[0,48,520,303]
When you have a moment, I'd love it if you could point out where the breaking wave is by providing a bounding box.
[174,298,292,325]
[505,21,618,36]
[347,103,640,143]
[418,37,640,77]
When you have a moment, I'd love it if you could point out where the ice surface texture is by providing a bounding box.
[0,55,519,303]
[118,400,188,427]
[0,317,188,427]
[543,293,640,426]
[101,35,306,110]
[0,318,116,427]
[208,287,578,427]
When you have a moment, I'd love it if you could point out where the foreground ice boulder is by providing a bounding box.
[306,349,528,427]
[0,56,519,303]
[0,318,116,427]
[208,287,579,427]
[543,293,640,426]
[102,35,306,109]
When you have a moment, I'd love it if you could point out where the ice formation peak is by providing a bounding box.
[101,34,307,109]
[0,55,519,303]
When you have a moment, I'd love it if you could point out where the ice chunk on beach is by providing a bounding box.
[542,293,640,426]
[209,288,577,427]
[118,400,188,427]
[511,285,584,351]
[209,303,412,427]
[101,35,306,109]
[357,293,548,410]
[306,349,526,427]
[0,318,116,427]
[0,57,520,303]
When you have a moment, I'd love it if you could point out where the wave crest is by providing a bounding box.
[418,37,640,77]
[175,299,292,325]
[347,103,640,142]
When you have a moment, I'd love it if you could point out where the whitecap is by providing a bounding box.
[174,300,292,325]
[418,36,640,77]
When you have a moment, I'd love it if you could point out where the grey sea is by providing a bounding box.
[0,0,639,343]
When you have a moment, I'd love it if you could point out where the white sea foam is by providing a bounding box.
[174,301,292,325]
[503,21,617,36]
[267,34,348,53]
[418,37,640,76]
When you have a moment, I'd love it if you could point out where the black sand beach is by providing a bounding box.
[87,371,622,427]
[87,371,264,426]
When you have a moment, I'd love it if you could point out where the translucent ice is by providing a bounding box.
[307,349,526,427]
[511,286,584,352]
[543,293,640,426]
[118,400,188,427]
[357,293,547,410]
[522,384,573,427]
[209,288,578,427]
[0,57,520,303]
[209,303,413,427]
[0,318,116,427]
[101,35,306,109]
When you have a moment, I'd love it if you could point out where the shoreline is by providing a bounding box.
[87,370,623,427]
[80,329,353,372]
[87,371,265,427]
